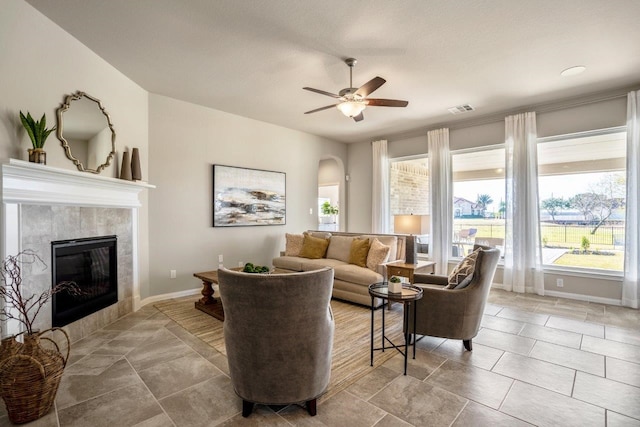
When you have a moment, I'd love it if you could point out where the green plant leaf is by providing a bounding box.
[19,111,37,147]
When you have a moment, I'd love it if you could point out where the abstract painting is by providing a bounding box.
[213,164,286,227]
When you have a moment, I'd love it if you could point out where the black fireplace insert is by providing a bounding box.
[51,235,118,327]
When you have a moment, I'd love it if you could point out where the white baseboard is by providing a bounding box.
[139,288,201,308]
[491,283,622,306]
[543,289,621,306]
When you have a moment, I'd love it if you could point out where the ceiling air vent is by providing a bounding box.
[448,104,475,114]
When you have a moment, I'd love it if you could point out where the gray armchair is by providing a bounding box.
[408,245,500,351]
[217,267,334,417]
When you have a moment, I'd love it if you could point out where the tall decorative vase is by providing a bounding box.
[27,148,46,165]
[0,329,70,424]
[120,151,132,180]
[131,148,142,181]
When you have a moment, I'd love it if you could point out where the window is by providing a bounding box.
[389,156,430,255]
[537,129,626,272]
[452,147,506,258]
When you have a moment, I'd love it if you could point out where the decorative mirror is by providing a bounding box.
[56,91,116,174]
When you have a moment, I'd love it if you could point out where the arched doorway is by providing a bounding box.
[318,157,345,231]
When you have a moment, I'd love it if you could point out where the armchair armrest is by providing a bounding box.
[413,273,448,286]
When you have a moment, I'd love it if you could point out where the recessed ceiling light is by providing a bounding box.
[560,66,586,77]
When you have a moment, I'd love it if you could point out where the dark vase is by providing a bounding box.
[131,148,142,181]
[120,151,132,180]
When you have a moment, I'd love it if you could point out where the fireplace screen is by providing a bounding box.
[51,235,118,327]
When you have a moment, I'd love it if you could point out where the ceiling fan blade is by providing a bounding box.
[303,87,341,99]
[304,104,338,114]
[354,77,386,97]
[366,98,409,107]
[353,112,364,122]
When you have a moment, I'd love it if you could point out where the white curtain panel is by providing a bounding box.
[503,112,544,294]
[428,128,452,275]
[623,91,640,309]
[371,139,390,234]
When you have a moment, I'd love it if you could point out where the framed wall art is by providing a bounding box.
[212,164,286,227]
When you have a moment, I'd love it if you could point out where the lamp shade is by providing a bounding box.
[394,215,423,235]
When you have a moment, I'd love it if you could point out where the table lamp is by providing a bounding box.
[394,214,425,264]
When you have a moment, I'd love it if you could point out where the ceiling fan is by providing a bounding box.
[303,58,409,122]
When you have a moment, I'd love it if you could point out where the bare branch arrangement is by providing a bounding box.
[0,250,80,335]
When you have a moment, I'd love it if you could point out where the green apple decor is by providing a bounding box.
[242,263,271,273]
[19,111,56,165]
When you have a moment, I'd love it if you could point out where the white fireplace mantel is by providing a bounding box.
[1,158,154,207]
[1,159,154,336]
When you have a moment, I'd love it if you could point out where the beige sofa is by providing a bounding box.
[272,231,406,307]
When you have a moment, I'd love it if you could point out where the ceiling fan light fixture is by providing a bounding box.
[337,100,366,118]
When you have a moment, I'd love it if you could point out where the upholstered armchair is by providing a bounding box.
[217,267,335,417]
[407,245,500,351]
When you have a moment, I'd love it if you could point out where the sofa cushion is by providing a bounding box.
[300,258,347,271]
[446,248,481,289]
[272,256,304,271]
[326,235,355,263]
[299,234,330,259]
[366,238,391,271]
[284,233,304,256]
[348,238,370,268]
[334,264,382,286]
[360,235,398,261]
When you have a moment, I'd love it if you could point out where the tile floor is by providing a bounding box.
[1,289,639,426]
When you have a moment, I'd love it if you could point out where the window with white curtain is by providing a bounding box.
[451,146,506,258]
[537,128,626,272]
[389,156,430,255]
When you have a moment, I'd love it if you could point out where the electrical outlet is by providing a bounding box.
[170,270,176,279]
[556,278,564,287]
[218,254,223,263]
[309,208,313,215]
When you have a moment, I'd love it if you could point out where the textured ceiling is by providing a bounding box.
[26,0,640,143]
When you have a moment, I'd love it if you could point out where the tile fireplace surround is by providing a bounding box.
[0,159,153,343]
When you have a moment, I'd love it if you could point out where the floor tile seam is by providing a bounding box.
[370,409,394,427]
[420,356,447,383]
[343,388,395,421]
[55,379,148,412]
[163,322,227,361]
[495,377,517,413]
[569,379,640,421]
[143,326,227,376]
[491,351,578,396]
[525,350,605,378]
[542,322,604,339]
[358,369,403,404]
[516,330,583,350]
[447,399,470,427]
[579,339,640,361]
[64,354,126,377]
[123,356,179,427]
[496,313,550,328]
[153,370,227,403]
[602,334,640,348]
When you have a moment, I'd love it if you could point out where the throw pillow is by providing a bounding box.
[446,248,481,289]
[299,234,330,259]
[326,235,355,263]
[348,238,370,268]
[284,233,304,256]
[366,238,391,270]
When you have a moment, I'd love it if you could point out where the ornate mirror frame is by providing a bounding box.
[56,91,116,174]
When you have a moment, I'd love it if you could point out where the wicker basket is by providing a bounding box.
[0,328,70,424]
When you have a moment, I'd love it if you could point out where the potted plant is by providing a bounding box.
[320,201,339,224]
[19,111,56,165]
[0,250,78,424]
[389,276,403,293]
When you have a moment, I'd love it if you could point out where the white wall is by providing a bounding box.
[147,94,347,297]
[0,0,150,302]
[347,95,632,302]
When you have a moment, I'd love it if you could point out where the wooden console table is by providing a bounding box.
[386,260,436,284]
[194,268,291,321]
[193,270,225,321]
